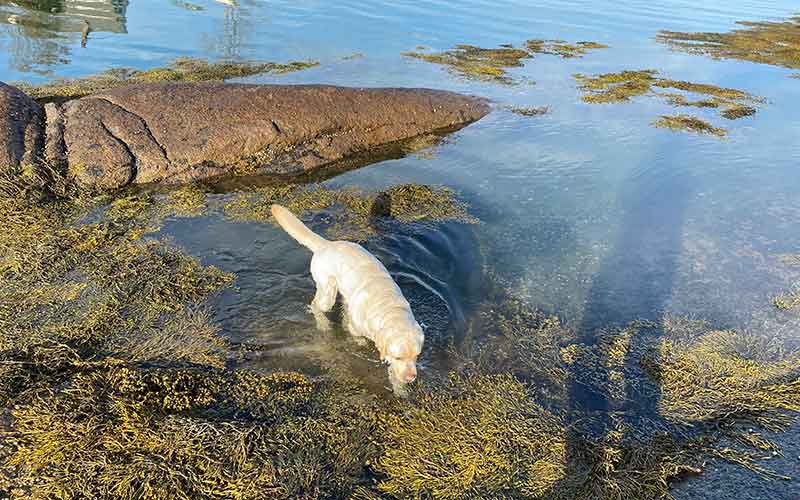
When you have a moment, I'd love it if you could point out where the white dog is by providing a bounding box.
[271,204,424,393]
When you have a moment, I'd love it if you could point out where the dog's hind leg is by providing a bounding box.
[310,276,337,332]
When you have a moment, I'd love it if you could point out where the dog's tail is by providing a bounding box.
[271,204,328,253]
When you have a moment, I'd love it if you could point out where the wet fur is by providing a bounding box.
[271,204,424,394]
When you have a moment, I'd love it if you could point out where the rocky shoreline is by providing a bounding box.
[0,81,489,190]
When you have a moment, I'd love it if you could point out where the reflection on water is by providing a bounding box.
[0,0,127,73]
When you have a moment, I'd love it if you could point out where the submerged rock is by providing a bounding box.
[0,82,489,190]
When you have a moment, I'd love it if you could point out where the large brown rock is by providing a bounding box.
[0,82,45,174]
[60,83,489,189]
[0,82,489,190]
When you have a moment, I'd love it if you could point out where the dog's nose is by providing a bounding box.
[404,372,417,383]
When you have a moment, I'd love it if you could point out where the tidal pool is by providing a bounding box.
[1,1,800,499]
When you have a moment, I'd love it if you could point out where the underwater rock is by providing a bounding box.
[0,82,489,190]
[0,82,44,174]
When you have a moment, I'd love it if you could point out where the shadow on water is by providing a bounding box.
[560,142,694,484]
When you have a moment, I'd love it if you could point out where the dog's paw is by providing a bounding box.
[310,306,332,332]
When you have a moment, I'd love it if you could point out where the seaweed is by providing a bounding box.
[505,105,552,117]
[653,115,728,137]
[773,284,800,311]
[2,164,800,498]
[402,38,606,84]
[574,69,762,135]
[4,366,381,500]
[223,183,477,241]
[13,57,320,103]
[526,39,609,58]
[657,16,800,72]
[375,374,570,500]
[402,44,532,84]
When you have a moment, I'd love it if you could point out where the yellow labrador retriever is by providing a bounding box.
[271,204,424,394]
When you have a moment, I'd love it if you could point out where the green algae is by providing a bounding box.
[657,16,800,72]
[526,39,609,58]
[14,57,320,103]
[653,115,728,137]
[376,293,800,499]
[223,183,477,241]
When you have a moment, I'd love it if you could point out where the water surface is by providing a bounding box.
[2,0,800,497]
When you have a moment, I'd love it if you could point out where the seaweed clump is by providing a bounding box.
[0,170,386,498]
[574,69,762,136]
[526,39,609,58]
[224,183,477,241]
[5,365,383,499]
[652,115,728,137]
[773,254,800,311]
[773,283,800,311]
[403,38,607,84]
[372,292,800,500]
[402,44,533,84]
[14,57,320,103]
[505,105,552,117]
[657,15,800,72]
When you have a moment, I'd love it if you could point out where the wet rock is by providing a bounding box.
[0,82,45,173]
[58,82,489,190]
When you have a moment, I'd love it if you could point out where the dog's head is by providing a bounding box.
[382,327,424,384]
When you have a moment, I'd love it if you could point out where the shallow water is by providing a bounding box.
[3,0,800,496]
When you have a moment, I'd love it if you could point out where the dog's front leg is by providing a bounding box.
[310,276,337,332]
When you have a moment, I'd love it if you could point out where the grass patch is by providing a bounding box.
[13,57,320,103]
[657,15,800,72]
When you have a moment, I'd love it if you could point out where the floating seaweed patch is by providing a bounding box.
[657,15,800,73]
[526,39,609,58]
[505,105,552,117]
[403,38,607,84]
[14,57,320,103]
[223,183,477,241]
[402,44,533,84]
[574,69,762,136]
[653,115,728,137]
